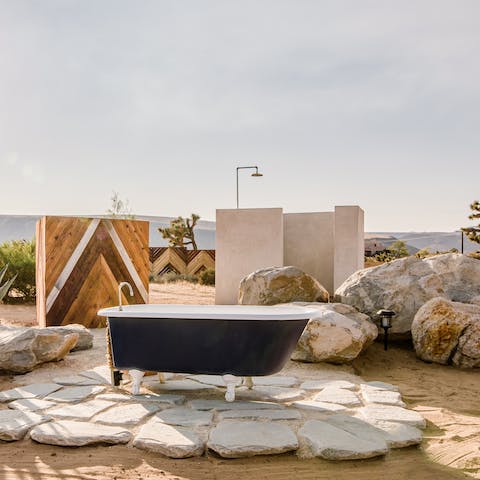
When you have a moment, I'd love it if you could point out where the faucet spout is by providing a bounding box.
[118,282,134,311]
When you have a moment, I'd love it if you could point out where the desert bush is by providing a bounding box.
[0,264,17,303]
[199,268,215,286]
[0,239,36,303]
[155,272,199,284]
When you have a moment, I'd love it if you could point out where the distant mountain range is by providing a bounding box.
[0,215,478,253]
[0,215,216,249]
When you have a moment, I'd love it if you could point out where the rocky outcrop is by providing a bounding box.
[335,254,480,335]
[0,326,78,373]
[412,297,480,368]
[239,266,329,305]
[288,303,377,364]
[48,324,93,351]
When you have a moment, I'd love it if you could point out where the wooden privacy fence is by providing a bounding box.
[36,217,149,328]
[150,247,215,277]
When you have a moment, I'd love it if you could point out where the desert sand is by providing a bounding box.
[0,281,478,480]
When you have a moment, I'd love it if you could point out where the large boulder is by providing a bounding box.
[48,324,93,351]
[335,254,480,335]
[412,297,480,368]
[286,303,377,363]
[239,266,329,305]
[0,325,79,373]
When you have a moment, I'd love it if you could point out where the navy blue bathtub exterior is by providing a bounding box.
[107,316,308,376]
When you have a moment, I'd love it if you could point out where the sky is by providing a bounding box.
[0,0,479,231]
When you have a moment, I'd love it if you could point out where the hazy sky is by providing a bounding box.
[1,1,479,231]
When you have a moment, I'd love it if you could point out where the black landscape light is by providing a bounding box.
[376,309,395,351]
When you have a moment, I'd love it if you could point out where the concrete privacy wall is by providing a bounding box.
[215,206,364,304]
[333,206,364,291]
[284,212,335,294]
[215,208,284,304]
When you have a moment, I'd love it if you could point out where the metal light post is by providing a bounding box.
[376,309,395,351]
[236,166,263,208]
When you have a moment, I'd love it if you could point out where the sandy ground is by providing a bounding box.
[0,282,478,480]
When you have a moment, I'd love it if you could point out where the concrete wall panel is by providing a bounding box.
[215,208,284,304]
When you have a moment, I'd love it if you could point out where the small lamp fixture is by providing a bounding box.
[376,309,395,351]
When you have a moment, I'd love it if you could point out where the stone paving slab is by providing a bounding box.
[208,421,298,458]
[151,407,213,427]
[314,388,362,407]
[365,381,399,391]
[96,392,185,405]
[45,386,105,403]
[147,379,218,392]
[30,420,132,446]
[0,410,50,441]
[298,419,389,460]
[0,383,62,402]
[134,421,204,458]
[217,409,302,421]
[94,402,161,425]
[189,400,284,411]
[365,420,422,448]
[300,380,357,391]
[360,384,406,407]
[8,398,57,412]
[187,375,241,387]
[356,405,426,428]
[48,399,115,420]
[238,386,305,402]
[251,376,298,387]
[293,400,347,413]
[53,375,102,386]
[79,366,112,385]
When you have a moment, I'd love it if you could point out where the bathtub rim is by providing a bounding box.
[98,303,318,320]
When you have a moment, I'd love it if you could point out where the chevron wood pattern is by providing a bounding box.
[36,216,149,328]
[150,247,215,277]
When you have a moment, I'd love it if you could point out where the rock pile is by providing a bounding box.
[335,253,480,336]
[0,324,93,373]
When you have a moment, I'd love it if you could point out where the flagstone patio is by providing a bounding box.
[0,365,425,460]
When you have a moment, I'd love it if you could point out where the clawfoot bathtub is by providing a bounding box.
[98,304,315,401]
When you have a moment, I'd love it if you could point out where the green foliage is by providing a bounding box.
[388,240,410,259]
[415,248,431,259]
[158,214,200,250]
[199,268,215,286]
[0,265,17,303]
[0,239,36,304]
[107,191,135,219]
[462,200,480,244]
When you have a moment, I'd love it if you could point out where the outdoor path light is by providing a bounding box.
[376,309,395,351]
[236,166,263,208]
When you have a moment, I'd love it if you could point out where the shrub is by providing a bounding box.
[155,272,199,284]
[0,239,36,304]
[199,268,215,286]
[0,265,17,303]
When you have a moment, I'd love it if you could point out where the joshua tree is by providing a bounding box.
[159,214,200,250]
[462,200,480,244]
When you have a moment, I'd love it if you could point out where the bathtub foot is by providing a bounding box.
[130,369,144,395]
[223,374,237,402]
[158,372,166,384]
[244,376,254,390]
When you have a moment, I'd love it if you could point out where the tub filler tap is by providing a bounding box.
[118,282,134,311]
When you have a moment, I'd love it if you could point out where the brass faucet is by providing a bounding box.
[118,282,134,310]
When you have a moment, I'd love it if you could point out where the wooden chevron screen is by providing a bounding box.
[150,247,215,277]
[36,216,149,328]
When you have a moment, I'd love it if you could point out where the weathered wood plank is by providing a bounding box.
[36,216,149,328]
